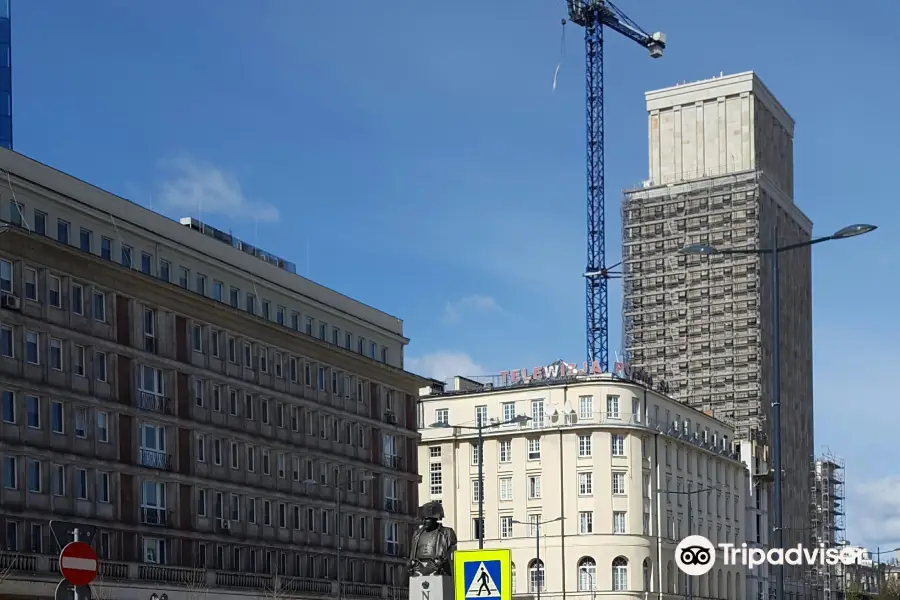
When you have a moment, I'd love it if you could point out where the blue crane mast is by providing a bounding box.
[566,0,664,370]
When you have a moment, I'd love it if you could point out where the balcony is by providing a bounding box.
[384,498,402,513]
[382,454,402,470]
[141,506,170,526]
[138,391,172,414]
[141,449,173,471]
[0,551,408,600]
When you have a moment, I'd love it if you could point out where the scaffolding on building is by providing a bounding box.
[807,451,847,600]
[621,170,767,441]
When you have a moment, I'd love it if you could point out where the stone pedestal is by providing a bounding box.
[409,575,454,600]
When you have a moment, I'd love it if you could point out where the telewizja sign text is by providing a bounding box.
[499,361,603,385]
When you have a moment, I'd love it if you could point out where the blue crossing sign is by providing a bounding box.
[454,549,512,600]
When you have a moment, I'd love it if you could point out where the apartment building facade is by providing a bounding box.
[0,149,421,600]
[418,374,756,600]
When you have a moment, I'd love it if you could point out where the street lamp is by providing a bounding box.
[511,516,563,600]
[666,487,714,600]
[430,414,532,549]
[304,474,374,600]
[680,222,876,600]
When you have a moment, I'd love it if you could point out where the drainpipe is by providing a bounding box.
[558,384,568,600]
[655,429,663,600]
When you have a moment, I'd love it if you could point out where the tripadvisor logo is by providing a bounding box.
[675,535,862,576]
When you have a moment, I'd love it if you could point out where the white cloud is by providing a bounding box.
[443,295,503,323]
[158,157,280,222]
[850,476,900,549]
[406,352,486,386]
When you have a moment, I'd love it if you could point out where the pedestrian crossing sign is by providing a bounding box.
[454,549,511,600]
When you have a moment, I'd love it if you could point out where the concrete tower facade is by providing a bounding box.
[621,72,814,599]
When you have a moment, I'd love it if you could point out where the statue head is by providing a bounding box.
[420,501,445,531]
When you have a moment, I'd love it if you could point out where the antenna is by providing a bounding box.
[4,170,29,233]
[306,241,310,277]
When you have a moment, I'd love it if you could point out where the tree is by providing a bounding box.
[183,569,210,600]
[845,581,865,600]
[878,578,900,600]
[264,573,298,600]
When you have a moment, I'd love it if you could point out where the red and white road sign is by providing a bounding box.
[59,541,98,586]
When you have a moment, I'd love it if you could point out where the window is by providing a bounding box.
[34,211,47,235]
[8,199,21,226]
[195,274,206,296]
[50,401,64,433]
[194,379,205,407]
[100,237,112,260]
[529,560,544,593]
[578,434,592,457]
[57,220,70,244]
[2,456,17,488]
[607,395,620,418]
[48,276,61,307]
[230,287,239,308]
[49,338,62,370]
[74,407,87,438]
[472,479,482,503]
[471,518,484,541]
[578,395,593,419]
[24,267,37,300]
[527,475,541,499]
[0,326,11,357]
[212,280,223,302]
[97,411,109,443]
[475,405,487,427]
[141,252,153,275]
[75,469,88,499]
[27,460,41,492]
[94,351,107,381]
[71,283,84,314]
[470,443,480,466]
[144,309,157,352]
[434,408,448,425]
[344,331,352,350]
[121,245,132,268]
[211,331,220,358]
[501,401,516,424]
[499,440,511,463]
[79,228,92,252]
[578,558,596,591]
[25,331,39,364]
[73,345,85,376]
[192,324,203,353]
[93,291,106,322]
[531,399,544,427]
[612,472,626,495]
[98,472,110,503]
[613,511,626,534]
[612,557,628,592]
[612,434,625,456]
[579,511,593,534]
[0,259,10,292]
[499,477,513,501]
[140,423,168,469]
[25,396,39,428]
[1,390,12,423]
[578,472,593,496]
[179,267,189,289]
[428,462,443,496]
[527,438,540,460]
[499,516,513,539]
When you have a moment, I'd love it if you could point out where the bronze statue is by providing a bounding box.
[408,501,457,577]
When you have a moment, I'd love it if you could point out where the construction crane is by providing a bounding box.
[567,0,664,371]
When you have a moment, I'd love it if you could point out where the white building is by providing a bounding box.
[418,371,762,599]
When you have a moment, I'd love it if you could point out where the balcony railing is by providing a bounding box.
[0,551,407,600]
[140,506,169,526]
[138,391,171,414]
[140,449,173,471]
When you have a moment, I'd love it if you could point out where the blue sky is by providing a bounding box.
[12,1,900,550]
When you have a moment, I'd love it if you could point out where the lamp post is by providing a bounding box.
[430,414,532,549]
[304,474,374,600]
[680,223,877,600]
[666,487,714,600]
[511,516,563,600]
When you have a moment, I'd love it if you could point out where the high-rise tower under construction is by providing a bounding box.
[621,72,814,599]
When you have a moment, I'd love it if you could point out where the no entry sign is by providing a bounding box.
[59,541,98,586]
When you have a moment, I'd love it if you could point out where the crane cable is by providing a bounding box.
[552,19,567,91]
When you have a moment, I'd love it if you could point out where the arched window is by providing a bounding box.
[511,563,516,593]
[612,557,628,592]
[642,558,652,591]
[578,558,596,591]
[528,559,544,593]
